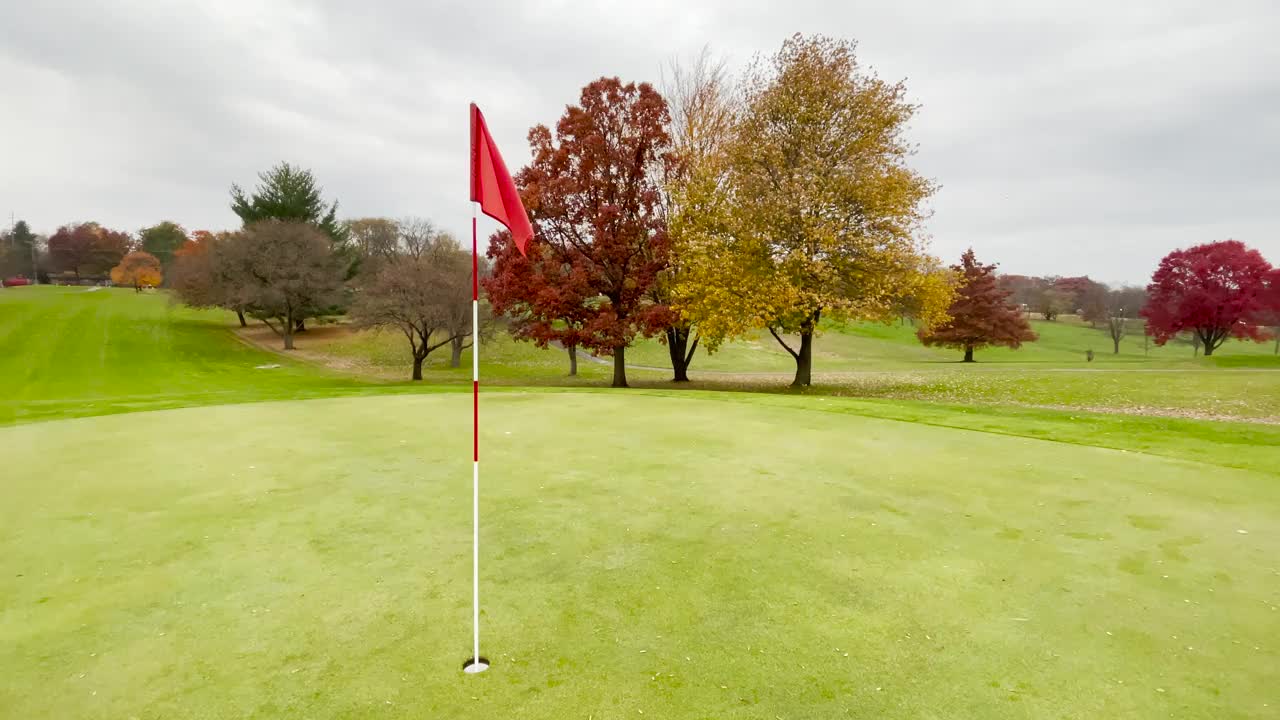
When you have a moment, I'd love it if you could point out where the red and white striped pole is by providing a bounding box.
[465,204,487,674]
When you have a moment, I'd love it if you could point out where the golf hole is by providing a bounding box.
[462,656,490,674]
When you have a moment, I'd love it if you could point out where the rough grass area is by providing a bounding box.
[2,393,1277,719]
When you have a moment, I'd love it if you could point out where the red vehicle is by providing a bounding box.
[2,276,34,287]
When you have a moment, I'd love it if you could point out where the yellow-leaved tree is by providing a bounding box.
[677,34,952,386]
[660,48,739,381]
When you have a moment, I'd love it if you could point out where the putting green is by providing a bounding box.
[1,393,1276,718]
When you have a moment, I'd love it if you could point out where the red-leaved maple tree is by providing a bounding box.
[485,230,597,376]
[485,77,674,388]
[1259,269,1280,354]
[1141,240,1273,356]
[47,222,132,280]
[918,248,1037,362]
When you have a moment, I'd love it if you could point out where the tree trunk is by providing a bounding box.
[1113,336,1121,354]
[791,331,814,387]
[450,336,464,368]
[236,310,247,328]
[567,345,578,376]
[1203,343,1214,357]
[962,346,975,363]
[295,318,306,333]
[611,345,628,388]
[1274,332,1279,355]
[283,313,295,350]
[666,326,692,382]
[412,355,424,381]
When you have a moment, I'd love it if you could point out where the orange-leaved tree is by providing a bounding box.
[110,250,163,291]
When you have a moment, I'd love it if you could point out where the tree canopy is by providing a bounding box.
[485,229,598,377]
[918,249,1036,362]
[230,163,351,265]
[47,222,131,280]
[138,221,189,269]
[494,76,675,388]
[352,234,475,380]
[676,34,946,386]
[110,250,163,291]
[1141,239,1273,356]
[220,221,346,349]
[659,49,738,381]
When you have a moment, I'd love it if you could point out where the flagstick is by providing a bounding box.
[466,203,487,674]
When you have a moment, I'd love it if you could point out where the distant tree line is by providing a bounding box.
[1,217,194,288]
[996,274,1150,354]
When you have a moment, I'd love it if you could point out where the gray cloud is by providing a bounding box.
[2,0,1277,283]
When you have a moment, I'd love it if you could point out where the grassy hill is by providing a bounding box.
[0,286,404,425]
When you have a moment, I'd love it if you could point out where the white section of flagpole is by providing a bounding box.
[471,203,482,670]
[472,456,479,664]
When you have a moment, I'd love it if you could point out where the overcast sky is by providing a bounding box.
[2,1,1277,283]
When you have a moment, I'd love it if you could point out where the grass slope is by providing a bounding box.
[2,393,1276,719]
[0,287,404,425]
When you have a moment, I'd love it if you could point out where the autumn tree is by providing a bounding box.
[1141,240,1273,357]
[504,76,675,388]
[678,34,947,386]
[352,236,475,380]
[918,249,1037,362]
[220,221,346,349]
[171,231,220,311]
[46,224,95,279]
[138,221,188,270]
[1255,270,1280,354]
[659,48,738,381]
[110,250,162,291]
[170,230,254,326]
[47,222,131,280]
[485,229,597,375]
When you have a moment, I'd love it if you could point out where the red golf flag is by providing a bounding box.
[470,103,533,256]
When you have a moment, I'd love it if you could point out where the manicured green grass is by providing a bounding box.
[0,287,413,425]
[2,392,1277,719]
